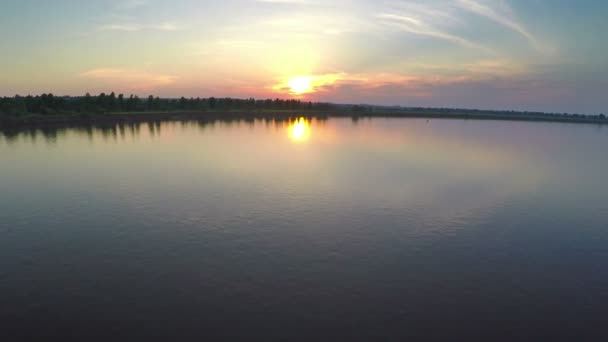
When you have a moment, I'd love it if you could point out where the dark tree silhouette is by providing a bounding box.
[2,92,603,126]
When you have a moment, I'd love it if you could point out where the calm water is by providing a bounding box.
[1,118,608,340]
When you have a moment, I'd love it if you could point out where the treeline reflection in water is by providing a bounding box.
[0,116,328,145]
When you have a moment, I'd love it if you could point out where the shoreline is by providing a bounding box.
[1,110,606,129]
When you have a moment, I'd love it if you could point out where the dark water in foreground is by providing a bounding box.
[1,118,608,341]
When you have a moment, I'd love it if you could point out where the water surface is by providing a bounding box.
[1,118,608,340]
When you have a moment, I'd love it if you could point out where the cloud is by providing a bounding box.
[270,71,475,100]
[271,73,346,95]
[378,13,491,52]
[464,59,526,77]
[300,72,469,104]
[386,1,464,27]
[297,69,601,114]
[102,1,179,33]
[155,22,178,31]
[80,68,177,90]
[456,0,543,51]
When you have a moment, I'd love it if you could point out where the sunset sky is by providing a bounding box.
[1,0,607,113]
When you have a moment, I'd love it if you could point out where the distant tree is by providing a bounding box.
[83,93,93,112]
[127,95,135,111]
[0,98,7,115]
[133,95,141,111]
[109,92,117,111]
[117,94,124,111]
[209,97,217,109]
[38,93,56,115]
[14,95,27,115]
[179,97,187,110]
[600,114,606,120]
[352,105,368,113]
[97,93,107,113]
[147,95,155,111]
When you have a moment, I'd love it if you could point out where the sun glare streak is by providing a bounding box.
[289,118,311,143]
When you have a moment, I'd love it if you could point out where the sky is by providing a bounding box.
[1,0,607,114]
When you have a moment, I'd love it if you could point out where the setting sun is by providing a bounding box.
[288,77,313,94]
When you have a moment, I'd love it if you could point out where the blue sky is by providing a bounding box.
[1,0,607,113]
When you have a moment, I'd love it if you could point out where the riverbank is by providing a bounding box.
[1,109,606,128]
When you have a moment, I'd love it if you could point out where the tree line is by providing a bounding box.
[351,105,606,120]
[1,92,605,121]
[0,92,334,116]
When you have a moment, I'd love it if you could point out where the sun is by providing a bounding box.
[288,76,313,94]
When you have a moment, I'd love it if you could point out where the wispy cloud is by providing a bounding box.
[378,13,491,52]
[386,1,464,27]
[456,0,543,51]
[464,59,526,77]
[101,0,179,33]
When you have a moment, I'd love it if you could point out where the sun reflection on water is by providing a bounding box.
[288,118,311,143]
